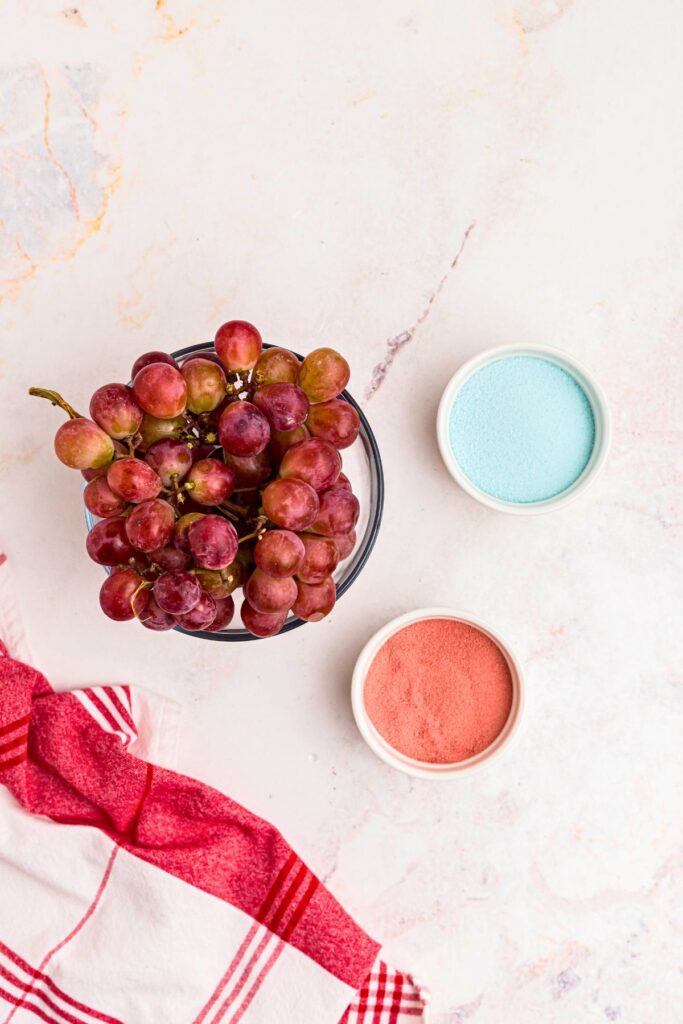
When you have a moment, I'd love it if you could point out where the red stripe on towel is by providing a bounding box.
[389,971,404,1023]
[281,875,319,942]
[0,962,106,1024]
[0,732,28,757]
[211,932,279,1024]
[0,752,28,773]
[268,863,307,934]
[104,687,137,735]
[0,713,30,738]
[3,849,120,1024]
[0,943,122,1024]
[0,986,62,1024]
[229,942,285,1024]
[192,922,262,1024]
[255,851,297,924]
[193,850,306,1024]
[85,690,126,738]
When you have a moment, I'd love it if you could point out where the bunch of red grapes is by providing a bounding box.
[31,321,361,637]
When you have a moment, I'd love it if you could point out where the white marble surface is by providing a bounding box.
[1,2,682,1020]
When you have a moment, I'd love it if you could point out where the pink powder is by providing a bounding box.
[363,618,513,764]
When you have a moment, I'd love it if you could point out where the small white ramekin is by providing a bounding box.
[436,343,611,515]
[351,608,524,779]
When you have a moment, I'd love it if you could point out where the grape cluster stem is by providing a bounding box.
[28,388,82,420]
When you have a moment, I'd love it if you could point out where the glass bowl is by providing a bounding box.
[84,341,384,640]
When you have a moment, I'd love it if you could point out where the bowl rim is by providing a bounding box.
[351,607,525,779]
[436,343,611,515]
[85,341,384,641]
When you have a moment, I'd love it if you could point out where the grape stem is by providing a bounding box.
[220,499,246,515]
[225,374,254,402]
[238,517,268,545]
[28,387,82,420]
[216,505,239,522]
[130,579,153,620]
[126,433,142,455]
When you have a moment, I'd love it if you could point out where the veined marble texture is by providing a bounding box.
[0,2,682,1021]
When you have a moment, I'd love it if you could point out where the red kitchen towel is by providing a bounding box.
[0,551,429,1023]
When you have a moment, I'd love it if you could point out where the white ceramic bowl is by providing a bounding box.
[351,608,524,779]
[436,344,611,515]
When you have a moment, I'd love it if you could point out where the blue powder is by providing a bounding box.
[448,356,595,503]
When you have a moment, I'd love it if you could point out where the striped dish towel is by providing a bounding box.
[0,550,429,1023]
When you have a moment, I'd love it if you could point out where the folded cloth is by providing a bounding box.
[0,551,429,1024]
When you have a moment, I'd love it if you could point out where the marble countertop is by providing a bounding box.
[1,2,681,1020]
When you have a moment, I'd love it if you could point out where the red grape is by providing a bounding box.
[246,568,297,614]
[131,351,179,378]
[333,529,356,560]
[254,530,305,579]
[204,595,235,632]
[297,534,339,584]
[145,438,193,486]
[306,399,360,449]
[252,347,300,386]
[82,463,109,482]
[253,383,309,432]
[182,351,224,369]
[153,570,202,615]
[188,514,238,569]
[107,458,162,503]
[235,543,255,574]
[84,477,127,518]
[297,348,350,404]
[215,320,262,372]
[100,568,150,622]
[55,419,114,470]
[80,441,125,481]
[195,564,242,598]
[269,425,310,465]
[262,478,319,531]
[293,576,336,622]
[208,394,232,428]
[174,512,205,551]
[149,544,191,572]
[279,438,341,492]
[125,499,176,553]
[240,601,287,638]
[218,401,270,457]
[175,592,217,631]
[137,413,186,450]
[139,597,175,631]
[86,517,135,566]
[181,358,227,414]
[132,363,187,419]
[223,449,271,487]
[310,487,359,536]
[186,459,235,506]
[326,471,351,493]
[89,384,143,441]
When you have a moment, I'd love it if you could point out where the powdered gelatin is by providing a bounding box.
[449,355,595,503]
[363,618,513,764]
